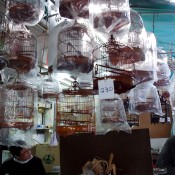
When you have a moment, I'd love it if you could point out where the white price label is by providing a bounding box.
[98,79,115,99]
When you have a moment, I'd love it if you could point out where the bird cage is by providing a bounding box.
[0,81,34,130]
[6,0,44,26]
[0,12,9,71]
[128,82,163,115]
[89,0,130,42]
[93,35,136,94]
[59,0,89,19]
[56,20,94,76]
[4,29,37,73]
[57,82,96,136]
[99,95,131,133]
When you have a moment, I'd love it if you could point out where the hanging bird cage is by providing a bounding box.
[0,81,35,130]
[93,35,136,94]
[59,0,89,19]
[4,29,37,73]
[57,81,96,136]
[0,11,9,71]
[6,0,44,26]
[56,20,94,76]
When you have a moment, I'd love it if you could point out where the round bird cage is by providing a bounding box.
[57,82,96,136]
[4,29,37,74]
[56,20,94,77]
[0,12,9,71]
[93,35,136,94]
[0,81,35,130]
[6,0,44,26]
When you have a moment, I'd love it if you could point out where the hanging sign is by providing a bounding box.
[98,79,115,99]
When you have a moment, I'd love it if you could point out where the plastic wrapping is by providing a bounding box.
[89,0,130,43]
[6,0,45,26]
[128,82,164,116]
[59,0,89,19]
[55,20,94,77]
[98,94,131,134]
[134,32,158,84]
[4,25,37,73]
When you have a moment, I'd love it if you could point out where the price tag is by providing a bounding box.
[98,79,115,99]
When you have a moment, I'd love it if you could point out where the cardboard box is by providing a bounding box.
[35,144,60,173]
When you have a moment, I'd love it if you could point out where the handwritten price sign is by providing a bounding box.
[98,79,115,99]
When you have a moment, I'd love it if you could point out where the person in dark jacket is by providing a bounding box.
[0,140,46,175]
[156,136,175,175]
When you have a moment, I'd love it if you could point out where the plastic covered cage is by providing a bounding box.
[4,29,37,73]
[56,20,94,76]
[0,81,35,130]
[6,0,45,26]
[0,11,9,71]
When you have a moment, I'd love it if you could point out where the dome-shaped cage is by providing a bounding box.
[4,30,37,73]
[0,81,35,130]
[56,21,94,76]
[6,0,44,26]
[0,12,9,71]
[57,85,96,136]
[93,35,136,94]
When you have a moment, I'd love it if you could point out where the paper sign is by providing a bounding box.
[98,79,115,99]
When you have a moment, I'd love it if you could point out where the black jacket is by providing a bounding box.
[156,136,175,175]
[0,156,46,175]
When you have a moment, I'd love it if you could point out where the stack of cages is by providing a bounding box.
[57,83,96,137]
[0,80,35,131]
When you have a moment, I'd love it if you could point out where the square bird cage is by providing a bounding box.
[57,87,96,136]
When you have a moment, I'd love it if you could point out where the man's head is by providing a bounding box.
[9,140,32,161]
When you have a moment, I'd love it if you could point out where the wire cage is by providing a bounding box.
[57,83,96,136]
[6,0,44,26]
[0,11,9,71]
[4,30,37,73]
[57,20,94,75]
[93,35,136,94]
[0,81,35,130]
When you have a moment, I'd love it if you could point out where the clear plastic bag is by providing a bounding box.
[128,82,164,116]
[98,94,131,134]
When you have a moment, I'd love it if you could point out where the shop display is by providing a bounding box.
[6,0,45,26]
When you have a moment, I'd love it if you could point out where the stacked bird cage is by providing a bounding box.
[4,29,37,73]
[0,81,35,130]
[57,81,95,136]
[56,20,94,77]
[93,35,136,94]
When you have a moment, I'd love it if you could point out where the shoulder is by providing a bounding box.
[31,156,43,162]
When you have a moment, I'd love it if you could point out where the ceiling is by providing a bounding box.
[130,0,175,56]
